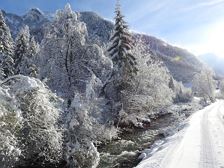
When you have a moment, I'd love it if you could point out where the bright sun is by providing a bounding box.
[207,22,224,58]
[186,21,224,58]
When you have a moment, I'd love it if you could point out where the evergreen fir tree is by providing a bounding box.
[14,25,30,74]
[105,0,138,103]
[29,37,39,58]
[107,0,138,81]
[0,11,15,78]
[26,37,39,77]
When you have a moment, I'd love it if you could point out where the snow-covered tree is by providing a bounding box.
[14,76,63,166]
[38,4,111,101]
[104,1,138,121]
[21,36,39,77]
[14,25,30,74]
[107,1,138,78]
[29,37,39,57]
[220,80,224,97]
[64,74,117,168]
[111,37,174,127]
[65,92,100,168]
[0,75,63,167]
[0,84,22,168]
[173,81,192,103]
[0,11,14,78]
[14,25,39,77]
[192,68,216,103]
[106,1,138,100]
[132,41,173,108]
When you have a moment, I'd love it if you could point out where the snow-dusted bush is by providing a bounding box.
[0,75,63,167]
[173,81,193,103]
[126,63,173,111]
[65,74,118,168]
[126,40,174,110]
[110,38,174,127]
[192,68,216,102]
[13,76,63,165]
[0,85,22,168]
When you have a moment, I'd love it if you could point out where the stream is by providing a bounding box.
[97,100,203,168]
[97,112,185,168]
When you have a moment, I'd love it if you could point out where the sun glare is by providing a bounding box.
[207,22,224,58]
[187,21,224,58]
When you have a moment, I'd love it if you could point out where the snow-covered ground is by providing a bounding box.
[136,100,224,168]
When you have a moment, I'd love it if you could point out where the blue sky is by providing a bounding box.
[1,0,224,57]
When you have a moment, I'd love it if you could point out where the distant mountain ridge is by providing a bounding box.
[199,53,224,78]
[1,8,49,42]
[1,8,203,84]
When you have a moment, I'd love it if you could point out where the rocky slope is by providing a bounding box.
[1,8,49,42]
[1,9,203,84]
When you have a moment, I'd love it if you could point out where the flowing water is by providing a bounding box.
[97,113,182,168]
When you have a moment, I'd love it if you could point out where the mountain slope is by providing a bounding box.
[134,34,202,83]
[2,9,49,41]
[1,9,203,84]
[80,12,203,84]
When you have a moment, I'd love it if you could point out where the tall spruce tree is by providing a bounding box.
[105,0,138,104]
[29,37,39,58]
[25,36,39,77]
[0,11,15,78]
[14,25,30,74]
[108,0,138,81]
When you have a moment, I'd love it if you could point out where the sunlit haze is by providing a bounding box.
[184,22,224,58]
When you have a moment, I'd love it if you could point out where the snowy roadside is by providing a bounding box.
[135,100,224,168]
[136,97,203,162]
[136,113,190,163]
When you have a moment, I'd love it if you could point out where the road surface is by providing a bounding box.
[136,100,224,168]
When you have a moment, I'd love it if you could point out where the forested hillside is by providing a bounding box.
[2,7,203,84]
